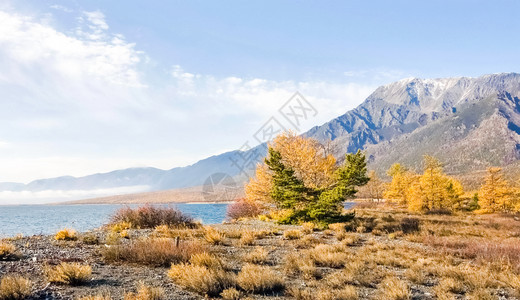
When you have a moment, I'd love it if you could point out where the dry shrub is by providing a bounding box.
[434,278,465,295]
[287,286,357,300]
[328,223,346,233]
[152,225,202,239]
[204,227,225,245]
[0,242,21,261]
[226,199,261,220]
[301,222,315,234]
[283,229,302,240]
[111,221,132,232]
[0,275,32,300]
[422,236,520,272]
[124,283,165,300]
[55,228,77,241]
[399,218,420,233]
[378,276,411,300]
[239,231,256,246]
[310,244,349,268]
[220,288,241,300]
[44,262,92,285]
[340,233,361,246]
[167,263,235,297]
[102,238,205,266]
[344,260,386,288]
[283,252,319,279]
[236,264,284,294]
[243,247,268,264]
[110,205,196,229]
[77,294,112,300]
[81,233,99,245]
[404,266,428,285]
[297,235,321,248]
[190,252,223,269]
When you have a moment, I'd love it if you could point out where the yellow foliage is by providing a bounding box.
[477,167,519,213]
[384,164,416,205]
[245,131,337,205]
[364,170,386,201]
[54,228,77,241]
[406,156,463,212]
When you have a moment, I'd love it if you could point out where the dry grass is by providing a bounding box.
[189,252,223,269]
[243,247,269,264]
[44,262,92,285]
[124,283,165,300]
[77,294,112,300]
[378,276,411,300]
[236,264,284,294]
[0,275,32,300]
[167,263,235,297]
[54,228,78,241]
[220,288,241,300]
[287,285,358,300]
[283,229,302,240]
[309,244,349,268]
[204,227,225,245]
[239,231,256,246]
[102,238,205,266]
[284,252,320,279]
[0,242,21,261]
[110,205,197,229]
[301,222,315,234]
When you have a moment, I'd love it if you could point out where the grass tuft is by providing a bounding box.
[44,262,92,285]
[236,264,284,294]
[54,228,77,241]
[0,275,32,300]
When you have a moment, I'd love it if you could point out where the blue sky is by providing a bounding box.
[0,0,519,184]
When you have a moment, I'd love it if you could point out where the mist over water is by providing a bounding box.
[0,203,228,237]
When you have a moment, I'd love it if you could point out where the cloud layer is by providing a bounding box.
[0,6,384,193]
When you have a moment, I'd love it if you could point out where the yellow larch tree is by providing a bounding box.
[244,131,337,205]
[477,167,517,213]
[384,163,416,205]
[407,156,463,212]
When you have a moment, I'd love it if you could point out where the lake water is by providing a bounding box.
[0,202,357,238]
[0,203,229,238]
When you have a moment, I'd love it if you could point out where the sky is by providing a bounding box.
[0,0,519,183]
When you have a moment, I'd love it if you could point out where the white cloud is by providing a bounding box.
[0,8,381,193]
[50,4,73,13]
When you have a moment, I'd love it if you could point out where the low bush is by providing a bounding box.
[0,275,32,300]
[239,231,256,246]
[236,264,284,294]
[44,262,92,285]
[399,218,420,234]
[226,199,261,220]
[283,229,302,240]
[81,233,99,245]
[190,252,223,269]
[243,247,268,264]
[54,228,77,241]
[220,288,241,300]
[204,227,225,245]
[167,263,235,297]
[102,238,205,266]
[110,205,196,229]
[0,242,21,261]
[378,276,411,300]
[124,283,165,300]
[284,252,319,279]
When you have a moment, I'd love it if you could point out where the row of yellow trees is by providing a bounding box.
[383,156,520,214]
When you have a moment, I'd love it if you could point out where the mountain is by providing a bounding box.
[2,73,519,202]
[307,73,520,174]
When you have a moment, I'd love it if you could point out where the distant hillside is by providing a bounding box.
[3,73,520,203]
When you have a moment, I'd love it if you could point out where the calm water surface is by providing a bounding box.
[0,203,228,238]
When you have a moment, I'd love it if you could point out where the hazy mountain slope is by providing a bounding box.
[2,73,520,202]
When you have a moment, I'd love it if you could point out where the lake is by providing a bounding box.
[0,203,229,238]
[0,202,357,237]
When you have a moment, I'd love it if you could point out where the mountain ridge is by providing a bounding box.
[2,72,520,202]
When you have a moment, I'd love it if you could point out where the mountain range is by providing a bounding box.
[2,73,519,202]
